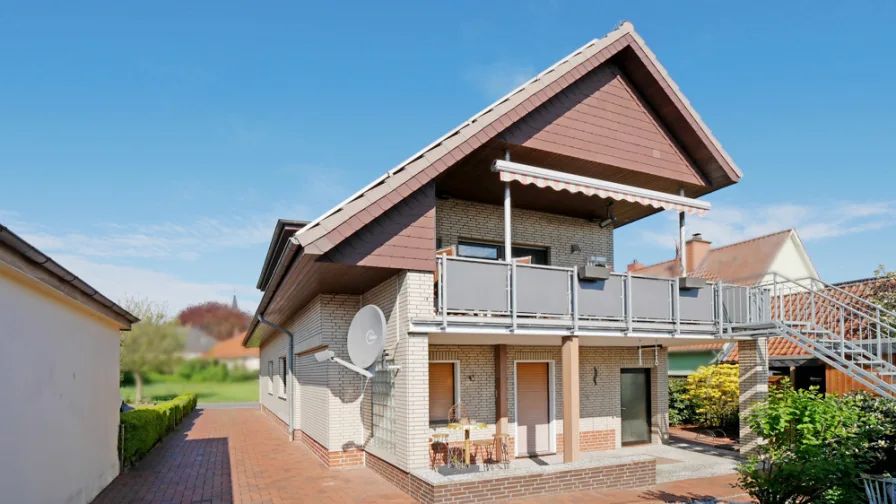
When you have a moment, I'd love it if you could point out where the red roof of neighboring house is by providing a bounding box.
[638,229,793,284]
[206,332,259,359]
[726,276,896,361]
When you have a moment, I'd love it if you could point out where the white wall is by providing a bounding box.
[0,271,121,504]
[766,232,821,290]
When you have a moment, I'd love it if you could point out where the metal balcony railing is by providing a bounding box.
[435,255,767,334]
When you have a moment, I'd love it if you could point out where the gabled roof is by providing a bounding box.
[0,222,138,329]
[206,332,258,359]
[638,229,795,284]
[256,219,308,291]
[292,21,741,259]
[245,21,745,347]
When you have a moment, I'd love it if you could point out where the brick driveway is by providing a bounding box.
[93,407,412,504]
[94,407,749,504]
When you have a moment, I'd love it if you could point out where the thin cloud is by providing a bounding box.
[464,62,536,99]
[51,253,260,316]
[638,200,896,249]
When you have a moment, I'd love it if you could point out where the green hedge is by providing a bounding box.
[119,392,198,466]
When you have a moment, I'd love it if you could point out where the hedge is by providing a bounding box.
[119,392,198,466]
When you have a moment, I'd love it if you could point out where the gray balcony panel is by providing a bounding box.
[516,266,570,315]
[679,287,714,321]
[630,277,673,320]
[444,260,509,312]
[577,276,624,318]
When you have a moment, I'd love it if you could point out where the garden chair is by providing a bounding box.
[863,475,896,504]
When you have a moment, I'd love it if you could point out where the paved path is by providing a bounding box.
[95,408,751,503]
[94,407,412,504]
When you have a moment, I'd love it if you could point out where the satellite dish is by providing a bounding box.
[347,305,386,369]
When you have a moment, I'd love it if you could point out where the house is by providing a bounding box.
[0,223,138,504]
[205,331,260,370]
[180,326,218,359]
[242,22,772,501]
[630,229,820,377]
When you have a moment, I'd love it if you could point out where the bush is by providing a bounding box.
[669,378,698,426]
[684,364,739,431]
[175,358,232,382]
[119,392,199,466]
[737,384,875,504]
[842,391,896,476]
[227,365,259,382]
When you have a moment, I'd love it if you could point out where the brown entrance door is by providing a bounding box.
[516,362,551,455]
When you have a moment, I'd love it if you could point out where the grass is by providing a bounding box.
[121,380,258,404]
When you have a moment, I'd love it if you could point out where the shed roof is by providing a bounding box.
[0,222,138,329]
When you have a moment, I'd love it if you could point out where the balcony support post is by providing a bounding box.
[673,276,680,336]
[561,335,580,462]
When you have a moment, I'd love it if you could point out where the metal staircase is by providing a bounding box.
[726,273,896,399]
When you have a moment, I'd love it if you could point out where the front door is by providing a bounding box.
[620,369,651,445]
[516,362,551,455]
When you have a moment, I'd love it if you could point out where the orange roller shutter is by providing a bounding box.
[429,363,455,422]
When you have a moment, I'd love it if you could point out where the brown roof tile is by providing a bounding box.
[638,229,793,285]
[206,333,259,360]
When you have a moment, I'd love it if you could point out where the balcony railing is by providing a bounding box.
[435,255,770,335]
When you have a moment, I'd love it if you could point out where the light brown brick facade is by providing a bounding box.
[738,338,769,455]
[435,199,613,269]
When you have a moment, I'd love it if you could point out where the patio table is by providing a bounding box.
[447,422,487,465]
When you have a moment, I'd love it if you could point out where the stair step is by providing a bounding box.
[879,372,896,376]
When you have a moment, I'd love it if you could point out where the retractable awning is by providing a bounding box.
[491,160,711,216]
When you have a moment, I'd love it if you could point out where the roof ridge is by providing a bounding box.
[704,228,793,254]
[832,276,891,287]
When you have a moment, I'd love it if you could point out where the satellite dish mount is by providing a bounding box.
[314,305,396,379]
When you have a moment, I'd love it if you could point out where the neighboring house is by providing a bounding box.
[180,326,218,359]
[722,276,896,394]
[205,332,260,370]
[631,229,820,377]
[241,22,768,500]
[0,224,138,504]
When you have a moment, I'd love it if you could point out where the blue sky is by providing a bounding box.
[3,1,895,314]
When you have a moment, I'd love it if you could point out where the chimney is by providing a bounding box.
[685,233,711,273]
[627,259,645,272]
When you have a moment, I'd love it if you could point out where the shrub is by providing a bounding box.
[175,358,231,382]
[737,384,874,504]
[669,378,698,426]
[684,364,739,430]
[119,392,199,466]
[842,391,896,476]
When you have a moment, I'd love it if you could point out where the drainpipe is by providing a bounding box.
[258,315,295,441]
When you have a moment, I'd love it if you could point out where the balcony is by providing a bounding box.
[429,255,769,337]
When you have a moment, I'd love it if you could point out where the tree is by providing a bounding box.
[871,264,896,331]
[177,301,250,341]
[684,364,739,429]
[121,297,185,403]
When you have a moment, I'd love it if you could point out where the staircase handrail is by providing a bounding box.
[763,272,896,336]
[815,277,896,320]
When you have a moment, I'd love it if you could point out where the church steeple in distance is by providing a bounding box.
[231,293,238,310]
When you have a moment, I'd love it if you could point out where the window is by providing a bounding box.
[371,360,396,453]
[457,241,548,265]
[267,361,274,395]
[429,362,458,422]
[278,356,287,398]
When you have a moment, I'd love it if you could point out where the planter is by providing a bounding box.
[578,265,611,281]
[679,276,707,289]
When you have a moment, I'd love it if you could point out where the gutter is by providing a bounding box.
[243,234,303,347]
[258,315,296,441]
[0,223,139,327]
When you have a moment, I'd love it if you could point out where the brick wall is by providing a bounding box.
[259,333,290,425]
[322,294,364,454]
[435,199,614,269]
[425,345,668,456]
[738,338,769,455]
[369,449,655,504]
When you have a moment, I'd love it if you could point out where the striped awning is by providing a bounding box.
[492,160,710,217]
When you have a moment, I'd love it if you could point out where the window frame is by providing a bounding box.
[456,240,549,265]
[428,360,460,424]
[278,356,287,399]
[267,361,274,395]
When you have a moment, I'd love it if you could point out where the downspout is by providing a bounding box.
[258,315,295,442]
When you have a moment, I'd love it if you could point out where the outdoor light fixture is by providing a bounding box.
[570,244,582,253]
[598,202,616,228]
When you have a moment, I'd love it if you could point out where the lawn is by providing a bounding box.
[121,380,258,404]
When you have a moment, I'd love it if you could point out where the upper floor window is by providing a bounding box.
[457,241,548,265]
